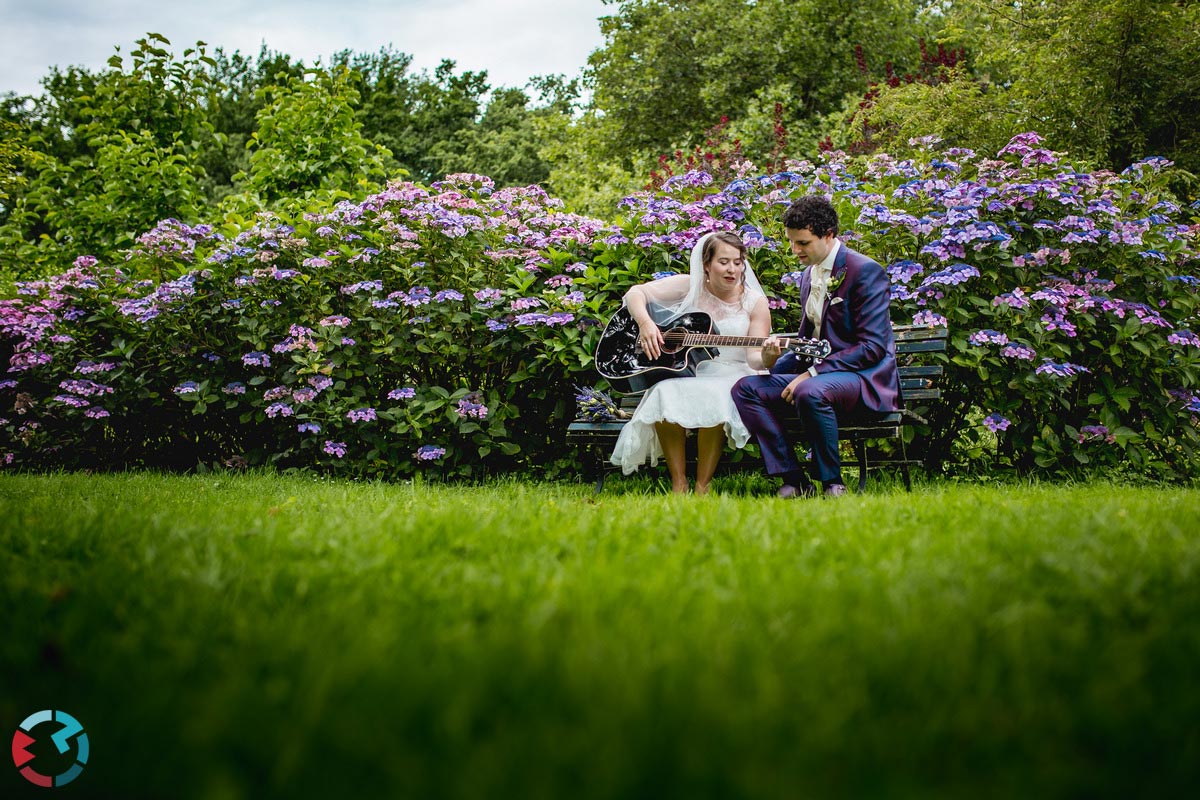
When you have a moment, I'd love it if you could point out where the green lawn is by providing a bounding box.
[3,472,1199,798]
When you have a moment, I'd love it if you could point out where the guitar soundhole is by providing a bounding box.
[660,327,688,355]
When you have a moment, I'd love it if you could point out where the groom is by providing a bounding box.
[732,195,899,497]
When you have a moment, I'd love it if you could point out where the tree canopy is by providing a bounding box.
[2,1,1197,286]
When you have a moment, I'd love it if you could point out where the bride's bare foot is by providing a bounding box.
[694,482,711,495]
[671,479,690,494]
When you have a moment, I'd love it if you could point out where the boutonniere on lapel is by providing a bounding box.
[827,270,845,302]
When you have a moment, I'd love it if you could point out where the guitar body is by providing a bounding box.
[595,307,717,393]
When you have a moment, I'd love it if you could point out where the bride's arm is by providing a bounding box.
[623,274,691,359]
[746,295,772,370]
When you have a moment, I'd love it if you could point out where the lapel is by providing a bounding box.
[822,243,849,323]
[811,242,849,339]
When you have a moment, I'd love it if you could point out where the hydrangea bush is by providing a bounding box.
[0,175,606,477]
[2,135,1198,479]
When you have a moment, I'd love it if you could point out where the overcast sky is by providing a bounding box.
[0,0,611,97]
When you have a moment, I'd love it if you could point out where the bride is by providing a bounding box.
[609,231,773,494]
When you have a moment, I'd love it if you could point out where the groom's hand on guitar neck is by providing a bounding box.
[760,336,783,369]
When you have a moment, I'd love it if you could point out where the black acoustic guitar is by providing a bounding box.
[595,307,832,393]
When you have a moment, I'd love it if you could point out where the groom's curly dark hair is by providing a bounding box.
[783,196,839,238]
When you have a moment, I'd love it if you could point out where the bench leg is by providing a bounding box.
[899,435,913,492]
[591,447,608,494]
[855,440,868,493]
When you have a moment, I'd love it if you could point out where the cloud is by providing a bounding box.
[0,0,607,96]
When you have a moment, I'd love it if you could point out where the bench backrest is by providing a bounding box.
[892,324,947,403]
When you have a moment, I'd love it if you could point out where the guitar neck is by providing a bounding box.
[680,334,799,348]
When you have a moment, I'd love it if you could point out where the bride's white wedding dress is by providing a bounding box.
[610,287,764,475]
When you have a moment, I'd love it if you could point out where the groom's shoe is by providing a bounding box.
[823,483,847,498]
[777,483,816,499]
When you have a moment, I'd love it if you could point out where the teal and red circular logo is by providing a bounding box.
[11,710,89,787]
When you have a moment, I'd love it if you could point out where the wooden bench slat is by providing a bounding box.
[896,340,951,353]
[892,325,949,341]
[567,422,629,434]
[898,365,944,377]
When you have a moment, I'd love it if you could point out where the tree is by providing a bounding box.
[196,46,306,202]
[337,52,491,184]
[941,0,1200,172]
[586,0,937,162]
[0,35,216,281]
[235,66,391,205]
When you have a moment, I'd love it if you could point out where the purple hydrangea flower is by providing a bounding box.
[510,297,543,311]
[59,380,114,397]
[341,280,384,295]
[174,381,200,395]
[456,398,488,419]
[993,289,1030,309]
[1001,343,1037,361]
[400,287,432,306]
[1077,425,1116,444]
[388,387,416,400]
[1167,330,1200,347]
[243,351,271,368]
[308,375,334,392]
[913,310,948,327]
[415,445,447,461]
[74,360,119,375]
[347,407,376,422]
[983,413,1011,432]
[969,330,1009,346]
[223,382,246,395]
[53,395,90,408]
[474,288,503,307]
[265,403,294,418]
[297,422,321,434]
[1035,359,1090,378]
[323,440,347,458]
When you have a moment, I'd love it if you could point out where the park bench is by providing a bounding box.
[567,323,948,493]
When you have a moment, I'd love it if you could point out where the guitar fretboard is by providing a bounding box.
[676,335,799,348]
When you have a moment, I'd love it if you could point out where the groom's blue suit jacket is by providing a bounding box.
[772,244,900,414]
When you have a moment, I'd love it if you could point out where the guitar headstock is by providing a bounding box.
[786,337,832,362]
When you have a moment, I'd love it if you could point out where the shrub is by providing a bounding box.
[2,135,1198,480]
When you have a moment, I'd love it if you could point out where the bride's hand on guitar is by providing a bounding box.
[637,320,664,359]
